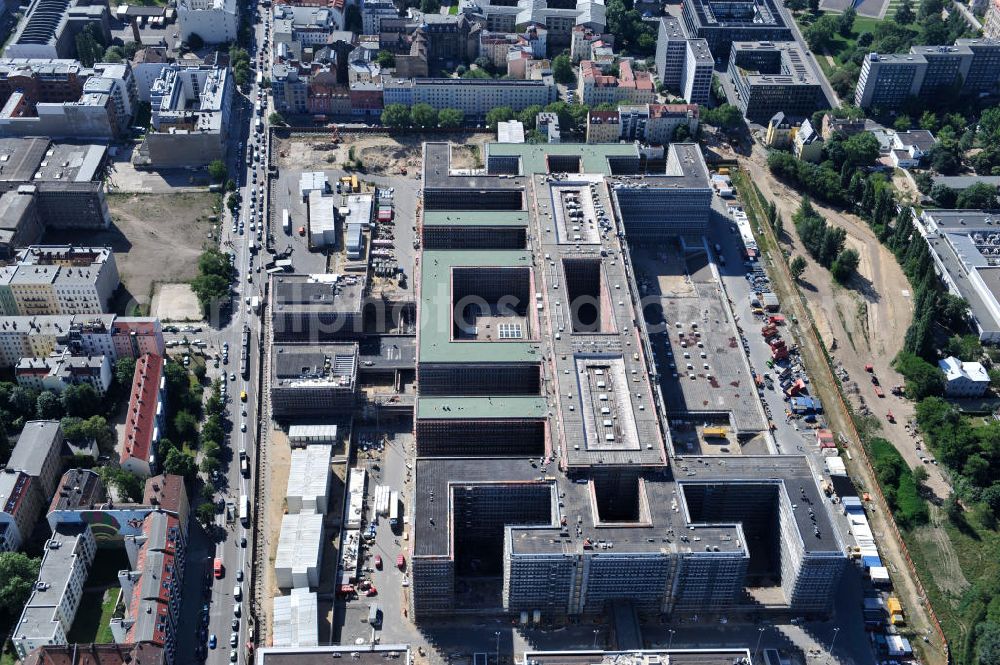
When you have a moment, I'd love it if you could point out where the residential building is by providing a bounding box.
[362,0,396,35]
[887,129,937,168]
[0,138,111,236]
[272,64,309,114]
[939,356,990,397]
[272,4,346,61]
[0,59,135,139]
[0,246,118,316]
[111,510,186,664]
[348,81,383,117]
[176,0,238,44]
[9,420,64,498]
[585,109,620,143]
[792,118,823,162]
[728,41,823,122]
[459,0,604,52]
[16,350,112,395]
[121,354,166,477]
[680,0,791,61]
[820,113,865,140]
[570,25,612,63]
[130,47,170,102]
[0,470,44,551]
[920,210,1000,342]
[4,0,111,60]
[382,77,556,120]
[23,642,166,665]
[11,524,97,659]
[536,110,560,142]
[271,343,358,417]
[479,26,546,68]
[409,141,845,620]
[138,65,232,167]
[0,314,161,367]
[578,60,656,106]
[764,111,793,148]
[655,18,713,104]
[587,103,699,144]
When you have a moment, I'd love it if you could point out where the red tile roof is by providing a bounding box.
[121,354,164,469]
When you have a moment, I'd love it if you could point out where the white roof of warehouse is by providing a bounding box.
[938,356,989,383]
[308,191,336,236]
[272,588,319,647]
[287,445,332,502]
[288,424,338,440]
[275,512,325,580]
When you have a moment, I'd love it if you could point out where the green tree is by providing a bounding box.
[517,104,543,127]
[75,24,104,67]
[983,484,1000,516]
[375,50,396,68]
[191,274,230,312]
[486,106,515,130]
[61,384,101,418]
[804,14,838,51]
[35,391,63,420]
[103,45,124,63]
[197,502,217,525]
[8,386,37,422]
[701,104,743,129]
[956,183,999,209]
[438,108,465,128]
[895,0,915,23]
[163,447,197,480]
[930,143,961,174]
[381,103,411,128]
[207,159,228,182]
[790,256,807,280]
[911,465,929,487]
[842,132,880,168]
[461,68,491,79]
[98,466,144,502]
[837,7,856,36]
[0,552,40,618]
[831,248,860,283]
[893,115,912,131]
[268,111,286,126]
[552,54,575,85]
[930,183,958,207]
[919,110,938,131]
[410,103,438,128]
[977,622,1000,665]
[893,351,945,398]
[173,410,199,443]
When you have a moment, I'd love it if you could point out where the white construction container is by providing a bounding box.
[272,588,319,647]
[286,445,332,514]
[275,512,325,589]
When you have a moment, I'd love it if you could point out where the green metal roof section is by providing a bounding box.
[486,142,640,175]
[422,210,530,227]
[416,396,548,419]
[418,250,540,364]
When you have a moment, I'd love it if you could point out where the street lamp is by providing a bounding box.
[754,627,765,663]
[828,627,840,663]
[667,629,676,650]
[593,629,600,649]
[495,631,501,665]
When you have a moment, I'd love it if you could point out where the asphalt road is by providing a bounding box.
[169,8,272,665]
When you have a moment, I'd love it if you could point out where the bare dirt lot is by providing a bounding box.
[274,132,494,174]
[102,192,219,313]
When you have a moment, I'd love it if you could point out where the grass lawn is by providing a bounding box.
[67,589,119,644]
[448,3,458,13]
[795,12,884,64]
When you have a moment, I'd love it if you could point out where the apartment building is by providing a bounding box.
[16,349,112,395]
[270,343,358,417]
[362,0,397,35]
[139,65,232,167]
[271,64,309,114]
[410,141,846,621]
[12,524,97,659]
[458,0,605,52]
[111,511,186,664]
[728,41,823,122]
[177,0,238,44]
[855,40,1000,109]
[130,47,170,101]
[586,109,620,143]
[578,60,656,106]
[0,246,118,316]
[272,4,346,61]
[0,470,44,551]
[654,17,713,104]
[121,354,167,477]
[4,0,110,60]
[570,25,612,63]
[586,104,700,145]
[680,0,791,60]
[382,77,556,119]
[9,420,64,498]
[0,314,161,367]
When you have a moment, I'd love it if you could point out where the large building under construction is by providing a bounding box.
[410,141,846,622]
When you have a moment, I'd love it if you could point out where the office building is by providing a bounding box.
[271,343,358,417]
[855,40,1000,109]
[4,0,111,60]
[728,41,823,122]
[138,65,232,167]
[177,0,238,44]
[680,0,791,60]
[16,349,112,395]
[578,60,656,106]
[11,524,97,659]
[9,420,64,498]
[655,17,713,104]
[409,140,845,622]
[382,77,556,120]
[271,273,365,341]
[921,210,1000,342]
[121,354,167,477]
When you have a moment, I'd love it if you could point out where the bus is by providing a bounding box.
[389,491,400,528]
[282,208,290,233]
[239,495,250,526]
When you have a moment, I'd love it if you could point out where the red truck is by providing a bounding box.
[768,315,786,326]
[396,554,406,571]
[761,324,778,339]
[213,557,224,579]
[874,385,885,398]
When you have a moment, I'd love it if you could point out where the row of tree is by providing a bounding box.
[868,437,929,528]
[381,104,465,129]
[791,198,860,283]
[191,249,236,314]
